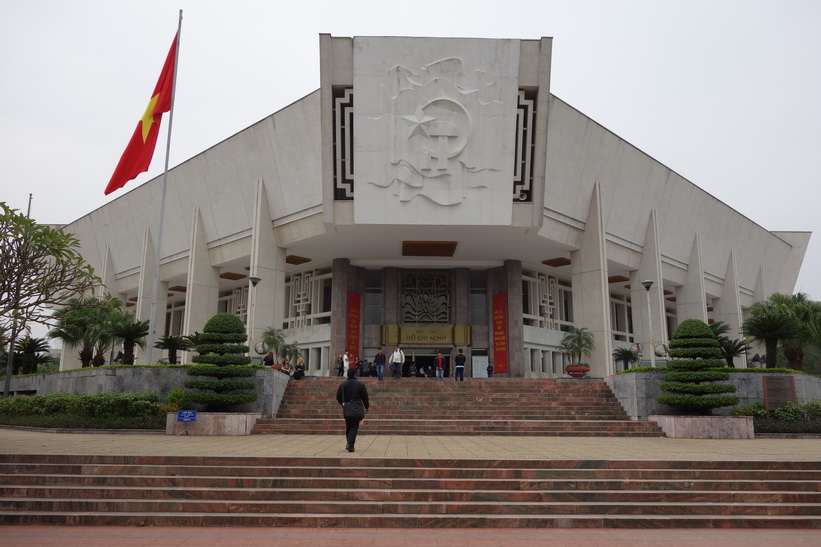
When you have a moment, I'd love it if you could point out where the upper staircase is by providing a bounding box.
[252,377,664,437]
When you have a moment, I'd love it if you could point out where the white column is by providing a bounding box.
[676,233,708,322]
[570,182,613,377]
[182,206,220,361]
[630,209,667,365]
[135,227,154,324]
[248,179,286,352]
[714,251,744,354]
[99,246,118,298]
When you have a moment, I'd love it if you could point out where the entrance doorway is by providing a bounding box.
[403,347,450,377]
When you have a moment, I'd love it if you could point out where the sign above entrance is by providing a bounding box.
[401,327,452,345]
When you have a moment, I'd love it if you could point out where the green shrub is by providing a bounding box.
[659,382,737,395]
[192,343,250,355]
[656,319,738,414]
[178,312,257,411]
[191,354,253,366]
[668,337,720,349]
[186,365,256,378]
[657,394,741,410]
[732,400,821,434]
[0,392,165,429]
[617,366,667,374]
[203,313,246,333]
[732,401,767,417]
[183,379,256,392]
[663,370,731,382]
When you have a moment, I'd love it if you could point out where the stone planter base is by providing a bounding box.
[648,415,754,439]
[165,412,261,436]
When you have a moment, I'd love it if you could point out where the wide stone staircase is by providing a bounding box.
[1,454,819,528]
[252,377,664,437]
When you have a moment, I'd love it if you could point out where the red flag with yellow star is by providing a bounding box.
[104,33,178,195]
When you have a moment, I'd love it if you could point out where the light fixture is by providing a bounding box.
[641,280,656,368]
[249,276,262,288]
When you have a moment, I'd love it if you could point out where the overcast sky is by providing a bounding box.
[3,1,820,304]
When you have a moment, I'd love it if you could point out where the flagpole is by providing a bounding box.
[146,9,183,364]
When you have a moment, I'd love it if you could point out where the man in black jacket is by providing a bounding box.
[335,368,370,452]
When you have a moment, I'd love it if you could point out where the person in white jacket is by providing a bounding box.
[389,346,405,381]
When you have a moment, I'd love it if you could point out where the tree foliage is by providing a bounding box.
[743,293,819,370]
[0,202,99,337]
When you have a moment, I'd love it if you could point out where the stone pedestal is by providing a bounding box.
[165,412,262,436]
[648,415,754,439]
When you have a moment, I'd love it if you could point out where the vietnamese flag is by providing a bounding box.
[104,33,178,195]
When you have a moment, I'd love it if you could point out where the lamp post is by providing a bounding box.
[641,280,656,368]
[247,276,262,359]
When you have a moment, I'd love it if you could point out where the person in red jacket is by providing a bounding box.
[434,350,446,382]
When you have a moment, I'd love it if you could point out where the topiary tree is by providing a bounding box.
[657,319,739,415]
[181,313,257,411]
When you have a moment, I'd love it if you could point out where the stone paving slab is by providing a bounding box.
[0,427,818,461]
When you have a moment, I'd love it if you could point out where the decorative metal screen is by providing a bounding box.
[514,89,536,202]
[402,272,450,324]
[333,88,354,200]
[284,268,333,328]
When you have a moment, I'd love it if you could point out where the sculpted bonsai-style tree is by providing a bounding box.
[182,313,257,411]
[657,319,739,415]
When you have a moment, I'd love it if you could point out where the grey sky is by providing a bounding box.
[3,0,820,303]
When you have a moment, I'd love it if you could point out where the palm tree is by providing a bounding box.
[154,334,192,365]
[48,296,106,367]
[184,331,204,348]
[708,321,732,340]
[15,336,51,375]
[709,320,751,368]
[279,342,302,364]
[612,346,639,371]
[768,293,821,371]
[719,337,752,368]
[559,326,595,365]
[108,309,149,364]
[743,301,802,369]
[261,327,287,363]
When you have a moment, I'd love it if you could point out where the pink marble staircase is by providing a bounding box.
[0,454,819,528]
[252,377,664,437]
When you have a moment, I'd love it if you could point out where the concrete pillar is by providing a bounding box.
[135,227,154,324]
[99,246,118,298]
[453,268,470,326]
[330,258,351,368]
[248,179,286,353]
[570,182,612,377]
[676,233,708,322]
[714,251,744,360]
[504,260,525,377]
[630,209,667,365]
[182,207,220,360]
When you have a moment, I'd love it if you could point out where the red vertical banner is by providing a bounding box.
[346,292,361,355]
[492,293,509,373]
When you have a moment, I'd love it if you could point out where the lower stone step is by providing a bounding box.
[2,511,819,528]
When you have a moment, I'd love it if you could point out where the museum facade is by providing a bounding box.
[60,35,810,377]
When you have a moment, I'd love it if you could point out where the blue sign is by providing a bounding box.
[177,410,197,422]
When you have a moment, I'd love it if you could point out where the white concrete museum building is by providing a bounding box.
[59,35,810,377]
